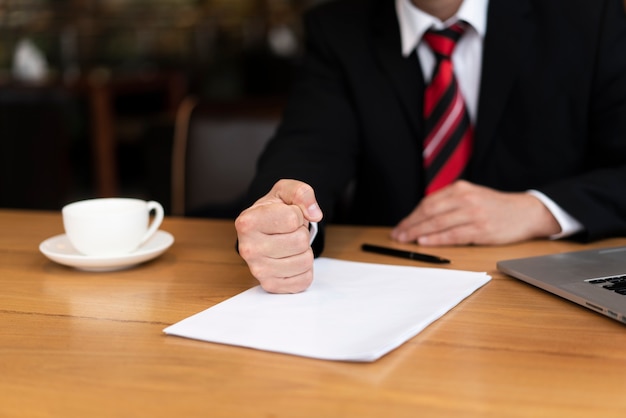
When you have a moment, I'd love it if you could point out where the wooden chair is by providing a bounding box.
[171,96,283,218]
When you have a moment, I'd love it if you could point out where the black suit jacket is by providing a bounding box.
[246,0,626,253]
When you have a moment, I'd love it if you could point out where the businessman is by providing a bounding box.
[235,0,626,293]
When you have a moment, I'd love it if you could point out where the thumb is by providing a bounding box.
[273,179,323,222]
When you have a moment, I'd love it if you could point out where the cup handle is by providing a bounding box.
[140,201,165,246]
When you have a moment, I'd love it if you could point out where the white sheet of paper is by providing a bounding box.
[163,257,491,362]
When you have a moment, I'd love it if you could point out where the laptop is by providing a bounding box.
[497,246,626,324]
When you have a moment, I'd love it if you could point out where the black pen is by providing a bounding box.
[361,243,450,264]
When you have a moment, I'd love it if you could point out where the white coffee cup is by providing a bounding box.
[62,198,164,257]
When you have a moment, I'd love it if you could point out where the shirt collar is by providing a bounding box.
[396,0,489,57]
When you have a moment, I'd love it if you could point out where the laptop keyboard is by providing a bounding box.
[587,276,626,295]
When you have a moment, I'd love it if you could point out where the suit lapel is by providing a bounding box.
[471,0,534,170]
[371,0,425,140]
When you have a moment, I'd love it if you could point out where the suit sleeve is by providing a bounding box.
[538,1,626,241]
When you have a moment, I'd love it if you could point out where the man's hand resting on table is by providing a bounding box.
[235,179,323,294]
[391,180,562,246]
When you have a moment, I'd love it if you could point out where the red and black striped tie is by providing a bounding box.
[422,22,473,195]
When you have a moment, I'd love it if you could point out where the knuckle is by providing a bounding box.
[248,262,269,281]
[458,193,478,209]
[454,179,471,190]
[419,202,436,218]
[273,179,288,193]
[295,227,313,250]
[234,211,255,234]
[237,241,255,260]
[285,208,301,227]
[293,182,311,200]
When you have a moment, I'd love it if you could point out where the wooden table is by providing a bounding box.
[2,209,626,417]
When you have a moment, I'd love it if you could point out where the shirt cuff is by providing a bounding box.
[526,189,584,239]
[309,221,318,245]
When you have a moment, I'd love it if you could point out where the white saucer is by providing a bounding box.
[39,230,174,272]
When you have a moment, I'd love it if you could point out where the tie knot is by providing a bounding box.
[423,22,467,59]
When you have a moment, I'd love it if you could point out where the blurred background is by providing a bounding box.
[0,0,326,214]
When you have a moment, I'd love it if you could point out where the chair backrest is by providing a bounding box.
[171,96,283,217]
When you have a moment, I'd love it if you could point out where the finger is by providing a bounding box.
[392,186,450,230]
[272,179,323,222]
[392,182,476,241]
[395,211,472,244]
[392,199,459,242]
[417,223,479,246]
[259,268,314,294]
[250,224,313,259]
[237,201,306,237]
[254,250,316,294]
